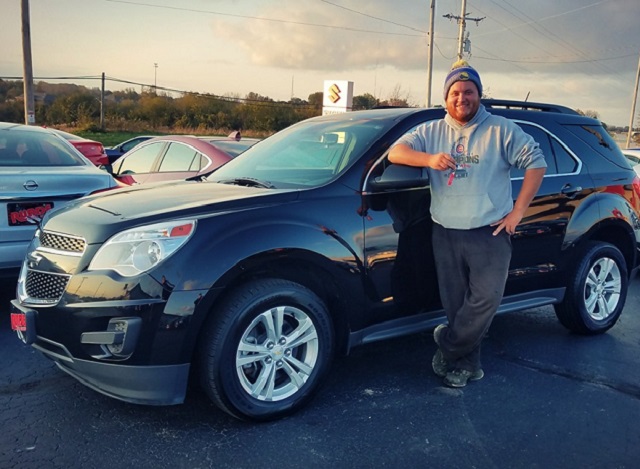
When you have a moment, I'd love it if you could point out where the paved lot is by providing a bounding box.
[2,277,640,468]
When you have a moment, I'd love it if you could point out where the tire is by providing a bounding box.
[554,241,628,334]
[198,278,334,421]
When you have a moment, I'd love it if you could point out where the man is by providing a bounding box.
[388,60,546,388]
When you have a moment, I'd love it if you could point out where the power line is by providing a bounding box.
[473,52,638,65]
[477,0,617,76]
[104,0,425,37]
[0,74,320,110]
[319,0,427,34]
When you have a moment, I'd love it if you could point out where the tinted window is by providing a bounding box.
[552,138,578,173]
[512,123,578,178]
[565,124,625,164]
[121,138,147,152]
[157,143,199,172]
[116,142,162,174]
[514,124,554,177]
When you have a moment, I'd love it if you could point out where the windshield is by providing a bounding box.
[0,128,88,167]
[209,115,392,189]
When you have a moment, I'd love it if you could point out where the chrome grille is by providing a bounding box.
[40,231,86,253]
[25,270,70,302]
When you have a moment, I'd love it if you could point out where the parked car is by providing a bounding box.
[198,133,261,158]
[47,128,109,166]
[107,135,257,185]
[105,135,155,164]
[10,101,640,421]
[621,148,640,176]
[0,122,119,279]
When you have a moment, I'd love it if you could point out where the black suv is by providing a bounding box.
[11,100,640,421]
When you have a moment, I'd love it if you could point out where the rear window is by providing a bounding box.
[0,129,86,166]
[564,124,627,165]
[511,123,579,178]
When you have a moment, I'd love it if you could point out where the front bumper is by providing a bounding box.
[49,347,190,405]
[11,297,191,405]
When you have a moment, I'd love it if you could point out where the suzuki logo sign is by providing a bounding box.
[328,84,342,104]
[322,80,354,115]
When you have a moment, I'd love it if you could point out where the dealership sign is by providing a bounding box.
[322,80,353,115]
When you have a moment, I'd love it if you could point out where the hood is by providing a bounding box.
[42,179,299,241]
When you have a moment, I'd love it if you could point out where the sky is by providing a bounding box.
[2,0,640,128]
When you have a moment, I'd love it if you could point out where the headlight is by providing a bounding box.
[89,220,196,276]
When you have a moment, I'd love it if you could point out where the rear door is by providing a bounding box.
[146,142,205,183]
[112,141,165,184]
[506,121,594,295]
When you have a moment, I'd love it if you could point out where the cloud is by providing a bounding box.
[209,0,428,71]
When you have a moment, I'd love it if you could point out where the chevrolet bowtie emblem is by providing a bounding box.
[27,252,43,269]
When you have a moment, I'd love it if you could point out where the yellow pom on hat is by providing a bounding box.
[450,59,470,70]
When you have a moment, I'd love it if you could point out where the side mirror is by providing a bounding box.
[369,164,429,192]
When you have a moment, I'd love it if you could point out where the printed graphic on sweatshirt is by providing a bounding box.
[447,138,479,185]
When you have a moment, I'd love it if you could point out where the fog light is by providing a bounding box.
[81,317,142,359]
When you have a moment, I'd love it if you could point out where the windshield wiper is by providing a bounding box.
[216,177,276,189]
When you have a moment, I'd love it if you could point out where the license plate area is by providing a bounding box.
[7,202,53,226]
[10,300,37,344]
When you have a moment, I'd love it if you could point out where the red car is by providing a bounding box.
[48,128,109,166]
[107,135,256,185]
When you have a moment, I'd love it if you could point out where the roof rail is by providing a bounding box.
[482,99,579,115]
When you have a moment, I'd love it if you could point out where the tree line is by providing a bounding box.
[3,79,625,136]
[0,79,406,135]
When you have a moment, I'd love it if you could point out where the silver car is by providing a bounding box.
[0,122,119,278]
[621,148,640,176]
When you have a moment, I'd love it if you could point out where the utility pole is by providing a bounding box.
[100,72,105,130]
[456,0,466,60]
[626,51,640,149]
[21,0,36,125]
[426,0,435,108]
[443,0,485,62]
[154,63,158,94]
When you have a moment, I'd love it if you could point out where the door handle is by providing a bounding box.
[561,184,582,199]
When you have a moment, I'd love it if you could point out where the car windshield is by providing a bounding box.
[208,115,392,189]
[0,128,88,167]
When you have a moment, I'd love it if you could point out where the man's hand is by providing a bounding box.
[389,144,456,171]
[491,210,523,236]
[427,152,457,171]
[493,167,546,236]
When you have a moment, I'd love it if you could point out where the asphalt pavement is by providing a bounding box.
[2,276,640,469]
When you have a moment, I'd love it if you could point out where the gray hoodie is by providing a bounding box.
[393,105,546,229]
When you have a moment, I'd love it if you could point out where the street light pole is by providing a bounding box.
[626,51,640,149]
[426,0,435,108]
[21,0,35,125]
[154,63,158,94]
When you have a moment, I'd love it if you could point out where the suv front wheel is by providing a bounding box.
[554,241,628,335]
[198,278,334,421]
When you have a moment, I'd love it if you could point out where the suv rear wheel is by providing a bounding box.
[554,241,628,334]
[198,278,334,421]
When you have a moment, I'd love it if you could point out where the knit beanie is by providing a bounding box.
[443,60,482,99]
